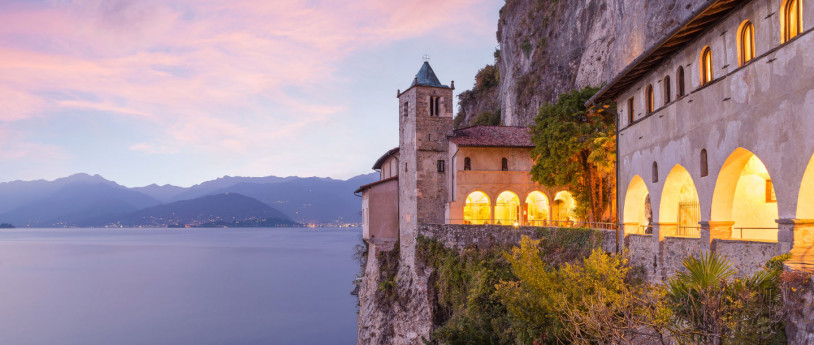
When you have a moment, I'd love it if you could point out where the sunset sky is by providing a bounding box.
[0,0,501,187]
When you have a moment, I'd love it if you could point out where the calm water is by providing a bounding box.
[0,227,361,345]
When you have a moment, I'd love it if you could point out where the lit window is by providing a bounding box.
[700,46,713,86]
[663,75,671,104]
[464,157,471,170]
[738,20,755,66]
[782,0,803,43]
[766,180,777,202]
[645,84,654,114]
[677,66,685,96]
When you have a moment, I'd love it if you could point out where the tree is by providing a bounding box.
[530,86,616,222]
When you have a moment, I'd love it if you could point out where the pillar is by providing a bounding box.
[699,220,734,253]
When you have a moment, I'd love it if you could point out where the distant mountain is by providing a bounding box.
[0,181,160,227]
[0,172,378,227]
[112,193,297,227]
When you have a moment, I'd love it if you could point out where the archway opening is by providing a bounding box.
[623,175,651,234]
[464,191,490,225]
[495,191,520,225]
[525,191,550,226]
[659,165,700,237]
[552,191,577,226]
[712,149,778,241]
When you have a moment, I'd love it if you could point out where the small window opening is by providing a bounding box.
[652,162,659,183]
[645,84,654,114]
[700,46,713,86]
[437,160,445,173]
[464,157,472,170]
[677,66,685,96]
[663,75,671,104]
[739,20,755,66]
[782,0,803,43]
[700,149,709,177]
[501,158,508,171]
[403,101,409,116]
[627,97,635,124]
[429,96,440,116]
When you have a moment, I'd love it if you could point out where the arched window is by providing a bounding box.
[700,46,713,86]
[652,161,659,183]
[663,75,672,104]
[645,84,654,114]
[738,20,755,66]
[700,149,709,177]
[677,66,686,97]
[501,157,508,171]
[463,191,490,225]
[782,0,803,43]
[627,97,635,124]
[464,157,471,170]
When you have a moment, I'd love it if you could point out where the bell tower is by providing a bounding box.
[397,60,454,266]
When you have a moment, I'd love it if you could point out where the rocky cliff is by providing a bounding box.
[457,0,714,127]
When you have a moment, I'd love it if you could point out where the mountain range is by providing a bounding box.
[0,173,377,227]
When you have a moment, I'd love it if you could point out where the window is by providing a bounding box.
[464,157,471,170]
[700,149,708,177]
[429,96,441,116]
[663,75,671,104]
[700,46,713,86]
[402,101,409,116]
[501,157,508,171]
[437,160,445,173]
[627,97,635,124]
[766,180,777,202]
[677,66,686,96]
[782,0,803,43]
[652,162,659,183]
[738,20,755,66]
[645,84,654,114]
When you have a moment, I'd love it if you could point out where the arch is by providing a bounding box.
[645,84,654,114]
[464,157,471,170]
[659,165,701,237]
[797,154,814,219]
[623,175,651,234]
[781,0,803,43]
[464,191,490,225]
[552,191,578,226]
[700,46,713,86]
[494,191,520,225]
[663,75,672,104]
[711,148,779,241]
[501,157,508,171]
[525,191,550,226]
[738,20,755,66]
[677,66,686,97]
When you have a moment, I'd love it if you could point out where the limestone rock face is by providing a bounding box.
[472,0,713,126]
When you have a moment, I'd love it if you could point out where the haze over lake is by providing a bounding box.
[0,227,360,345]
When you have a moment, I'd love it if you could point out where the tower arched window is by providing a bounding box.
[677,66,686,97]
[782,0,803,43]
[700,149,709,177]
[501,157,508,171]
[738,20,755,66]
[663,75,671,104]
[700,46,713,86]
[645,84,654,114]
[464,157,471,170]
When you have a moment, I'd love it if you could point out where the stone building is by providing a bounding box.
[589,0,814,277]
[357,62,580,252]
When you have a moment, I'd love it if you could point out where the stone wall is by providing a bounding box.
[712,239,779,277]
[659,236,702,278]
[784,272,814,345]
[625,234,656,279]
[418,223,617,253]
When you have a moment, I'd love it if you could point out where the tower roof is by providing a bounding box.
[410,61,450,88]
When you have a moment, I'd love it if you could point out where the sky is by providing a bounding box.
[0,0,502,187]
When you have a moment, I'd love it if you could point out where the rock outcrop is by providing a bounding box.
[458,0,714,127]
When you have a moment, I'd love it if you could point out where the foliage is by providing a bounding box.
[376,244,400,301]
[474,65,499,90]
[666,252,787,344]
[530,86,617,222]
[496,237,670,344]
[417,236,516,345]
[521,38,532,57]
[454,65,501,129]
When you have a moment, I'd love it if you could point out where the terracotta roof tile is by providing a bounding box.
[449,125,533,147]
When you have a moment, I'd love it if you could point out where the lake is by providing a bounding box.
[0,227,361,345]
